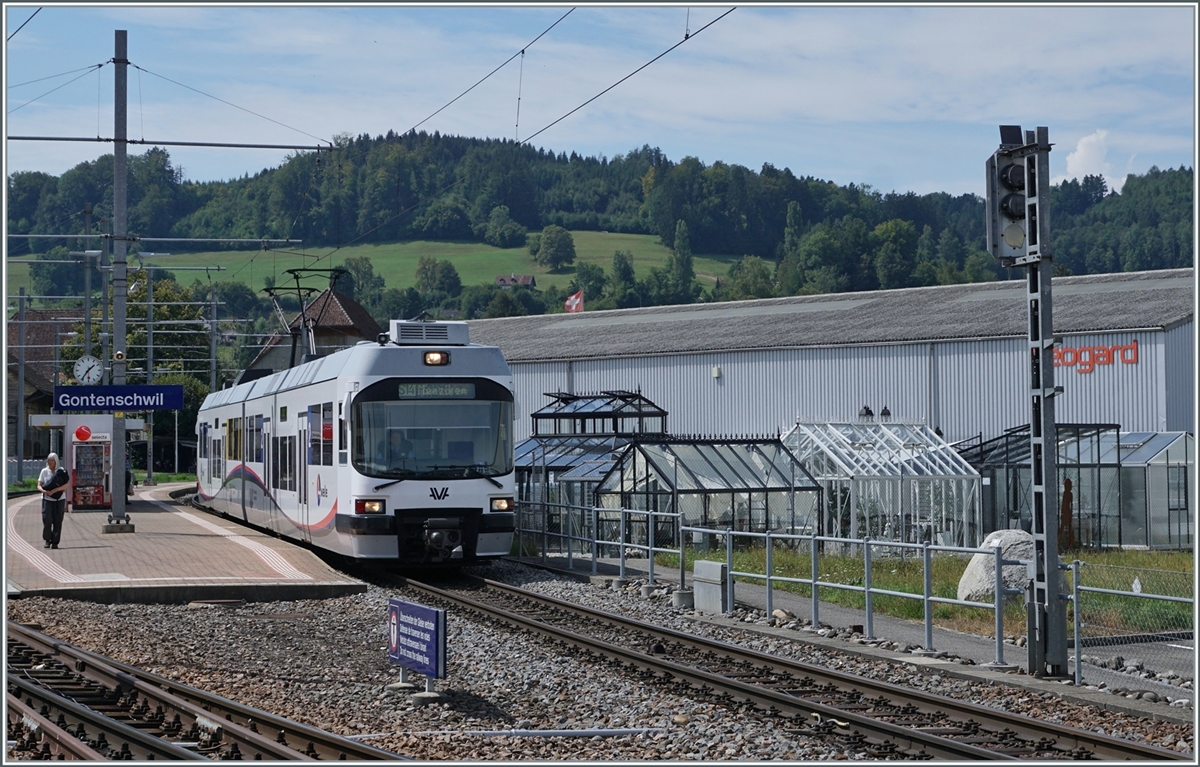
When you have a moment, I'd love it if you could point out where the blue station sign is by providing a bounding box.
[387,597,447,679]
[54,385,185,412]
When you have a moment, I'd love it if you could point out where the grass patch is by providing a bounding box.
[134,472,196,484]
[7,231,737,299]
[6,478,39,494]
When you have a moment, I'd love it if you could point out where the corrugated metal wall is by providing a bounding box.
[1164,322,1196,432]
[509,327,1189,443]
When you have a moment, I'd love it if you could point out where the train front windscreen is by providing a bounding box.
[351,378,514,480]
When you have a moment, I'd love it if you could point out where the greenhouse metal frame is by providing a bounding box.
[783,421,983,546]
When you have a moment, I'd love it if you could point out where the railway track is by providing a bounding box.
[6,622,408,761]
[401,575,1189,761]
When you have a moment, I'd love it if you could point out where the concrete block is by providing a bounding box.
[101,523,136,534]
[693,560,727,614]
[672,590,694,609]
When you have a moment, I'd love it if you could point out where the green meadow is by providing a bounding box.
[6,231,743,299]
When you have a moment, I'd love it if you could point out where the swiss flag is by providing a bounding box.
[564,290,584,313]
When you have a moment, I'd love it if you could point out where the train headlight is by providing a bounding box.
[354,499,386,514]
[490,497,514,512]
[423,351,450,366]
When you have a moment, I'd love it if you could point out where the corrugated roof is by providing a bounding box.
[466,268,1194,362]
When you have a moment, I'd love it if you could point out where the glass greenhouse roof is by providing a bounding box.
[516,434,820,494]
[594,439,820,494]
[515,435,630,472]
[531,390,668,419]
[784,422,979,479]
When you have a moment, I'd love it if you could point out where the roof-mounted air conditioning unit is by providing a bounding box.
[390,320,469,346]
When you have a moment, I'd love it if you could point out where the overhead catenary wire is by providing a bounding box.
[405,7,575,136]
[306,6,737,266]
[7,63,104,90]
[520,6,736,147]
[7,62,108,114]
[131,64,330,145]
[7,7,41,41]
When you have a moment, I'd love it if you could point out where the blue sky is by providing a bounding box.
[4,3,1196,196]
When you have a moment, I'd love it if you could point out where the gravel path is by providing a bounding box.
[6,560,1193,760]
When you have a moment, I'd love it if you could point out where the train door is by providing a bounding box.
[262,412,273,530]
[238,404,247,522]
[298,414,310,544]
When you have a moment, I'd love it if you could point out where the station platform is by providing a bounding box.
[5,483,366,604]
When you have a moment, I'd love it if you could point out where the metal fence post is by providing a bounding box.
[811,532,820,628]
[679,524,687,589]
[619,509,627,581]
[923,541,935,652]
[648,508,656,585]
[541,502,547,565]
[591,508,598,576]
[1080,561,1089,686]
[566,505,573,570]
[726,529,735,612]
[994,545,1007,667]
[765,531,774,619]
[863,537,874,640]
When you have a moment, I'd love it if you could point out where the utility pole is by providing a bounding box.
[16,289,27,482]
[209,286,218,391]
[986,124,1065,677]
[83,203,94,357]
[108,29,131,528]
[101,233,111,386]
[145,272,155,485]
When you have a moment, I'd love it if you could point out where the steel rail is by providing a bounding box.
[421,577,1189,762]
[7,675,203,760]
[8,623,406,761]
[401,578,1000,760]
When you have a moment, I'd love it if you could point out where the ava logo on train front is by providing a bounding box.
[1053,339,1138,374]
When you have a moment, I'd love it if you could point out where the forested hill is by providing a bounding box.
[7,130,1194,293]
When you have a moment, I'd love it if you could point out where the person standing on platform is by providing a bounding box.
[37,452,70,550]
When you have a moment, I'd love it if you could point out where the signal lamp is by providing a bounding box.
[424,351,450,366]
[490,497,514,512]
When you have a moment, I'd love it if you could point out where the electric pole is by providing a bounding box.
[109,29,131,528]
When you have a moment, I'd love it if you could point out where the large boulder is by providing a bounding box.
[957,529,1034,603]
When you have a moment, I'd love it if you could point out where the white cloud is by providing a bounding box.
[1059,129,1127,194]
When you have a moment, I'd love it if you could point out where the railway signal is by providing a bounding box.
[986,125,1067,679]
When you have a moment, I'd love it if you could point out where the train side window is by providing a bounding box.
[308,405,321,465]
[247,414,263,462]
[280,406,287,422]
[271,436,279,490]
[287,436,297,491]
[322,402,333,466]
[338,402,347,466]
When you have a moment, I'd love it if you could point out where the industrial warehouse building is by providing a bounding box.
[467,268,1194,445]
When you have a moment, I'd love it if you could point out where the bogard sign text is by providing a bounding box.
[1053,339,1138,375]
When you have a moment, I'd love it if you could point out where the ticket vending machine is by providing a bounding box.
[70,421,113,510]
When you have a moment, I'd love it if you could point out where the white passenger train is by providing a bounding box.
[195,320,516,565]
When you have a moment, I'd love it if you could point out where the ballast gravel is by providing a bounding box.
[6,560,1194,760]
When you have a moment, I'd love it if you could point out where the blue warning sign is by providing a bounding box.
[387,598,446,679]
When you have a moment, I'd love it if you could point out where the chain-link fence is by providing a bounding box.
[1072,563,1194,692]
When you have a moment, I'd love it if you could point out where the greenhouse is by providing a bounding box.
[782,420,983,546]
[960,426,1194,550]
[514,392,822,557]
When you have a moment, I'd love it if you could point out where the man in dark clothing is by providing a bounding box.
[37,452,70,549]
